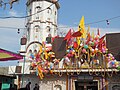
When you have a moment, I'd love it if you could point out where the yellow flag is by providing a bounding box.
[78,16,86,39]
[91,30,95,39]
[77,16,84,45]
[78,16,85,32]
[38,66,44,79]
[76,37,80,46]
[43,44,48,60]
[39,45,43,54]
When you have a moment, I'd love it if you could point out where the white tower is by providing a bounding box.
[20,0,60,56]
[18,1,60,88]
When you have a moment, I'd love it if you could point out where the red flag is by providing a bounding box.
[97,28,100,36]
[98,35,106,50]
[64,29,72,41]
[86,33,91,44]
[99,35,105,44]
[72,31,82,37]
[73,41,78,49]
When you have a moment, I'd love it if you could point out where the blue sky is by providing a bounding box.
[59,0,120,28]
[0,0,120,66]
[0,0,120,28]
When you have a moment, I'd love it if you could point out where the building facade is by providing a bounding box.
[20,0,59,55]
[8,0,120,90]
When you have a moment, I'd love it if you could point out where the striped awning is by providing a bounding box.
[0,48,23,61]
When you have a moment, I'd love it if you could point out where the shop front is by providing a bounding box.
[0,75,16,90]
[68,74,98,90]
[75,81,98,90]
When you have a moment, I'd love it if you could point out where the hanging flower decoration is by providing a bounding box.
[26,17,120,79]
[26,29,120,79]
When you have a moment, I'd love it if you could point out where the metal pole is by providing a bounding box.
[21,55,25,87]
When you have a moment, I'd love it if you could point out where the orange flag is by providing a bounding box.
[64,29,72,41]
[86,33,91,44]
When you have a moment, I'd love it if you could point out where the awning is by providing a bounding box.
[0,48,23,61]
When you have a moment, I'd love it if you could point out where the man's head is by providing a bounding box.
[29,82,31,84]
[35,83,38,86]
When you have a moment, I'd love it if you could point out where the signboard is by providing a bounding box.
[2,83,10,90]
[78,75,93,81]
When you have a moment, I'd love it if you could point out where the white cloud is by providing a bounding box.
[0,18,25,52]
[0,18,25,27]
[57,24,78,36]
[58,24,120,37]
[88,27,120,36]
[8,9,25,17]
[9,10,18,16]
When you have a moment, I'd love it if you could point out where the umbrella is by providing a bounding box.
[0,48,23,61]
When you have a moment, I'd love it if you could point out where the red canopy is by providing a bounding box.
[0,48,23,61]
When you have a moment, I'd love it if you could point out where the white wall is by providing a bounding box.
[8,61,30,74]
[27,0,58,43]
[20,74,67,90]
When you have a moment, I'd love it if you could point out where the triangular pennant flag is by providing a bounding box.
[97,28,100,36]
[99,35,106,44]
[98,35,106,50]
[91,30,95,39]
[64,29,72,41]
[78,16,85,32]
[87,25,90,34]
[78,16,86,39]
[72,31,82,37]
[86,32,91,44]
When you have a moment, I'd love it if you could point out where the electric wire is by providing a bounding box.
[0,0,59,19]
[85,15,120,25]
[0,0,120,29]
[0,14,120,30]
[0,26,24,29]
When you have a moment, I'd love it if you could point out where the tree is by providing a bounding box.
[0,0,19,9]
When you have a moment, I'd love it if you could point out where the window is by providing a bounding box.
[46,26,50,33]
[36,16,39,20]
[54,85,62,90]
[34,25,40,32]
[47,18,50,21]
[35,6,41,19]
[55,11,56,15]
[29,49,32,54]
[35,6,41,13]
[29,9,32,15]
[34,49,37,54]
[34,25,40,40]
[47,7,52,14]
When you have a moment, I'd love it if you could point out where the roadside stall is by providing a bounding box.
[0,48,23,90]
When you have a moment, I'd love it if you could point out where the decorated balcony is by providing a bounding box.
[25,16,120,79]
